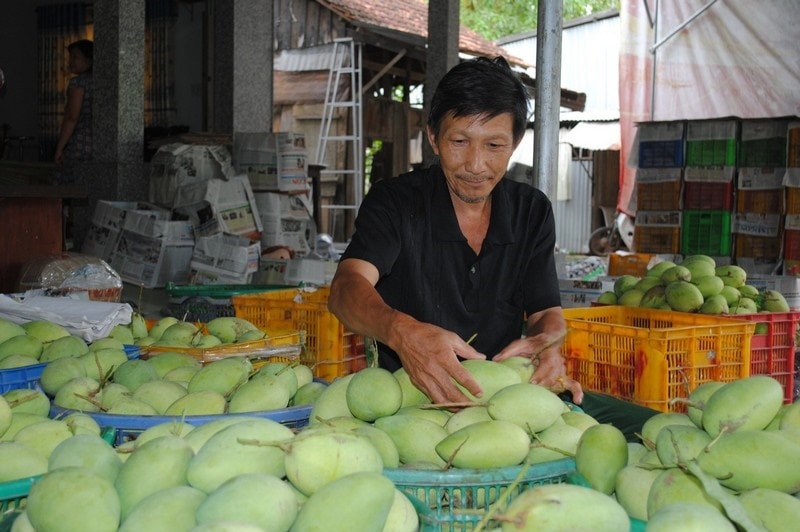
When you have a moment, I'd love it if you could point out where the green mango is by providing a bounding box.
[393,367,431,407]
[187,357,252,397]
[486,382,565,434]
[40,334,89,362]
[640,412,696,448]
[145,351,201,378]
[702,376,785,437]
[118,485,206,532]
[227,373,292,413]
[686,381,725,427]
[614,464,661,521]
[21,320,70,345]
[738,488,800,532]
[52,376,102,412]
[393,405,451,426]
[48,433,122,484]
[575,423,628,495]
[4,388,50,417]
[290,472,396,532]
[526,422,582,464]
[346,367,402,422]
[654,424,712,467]
[195,473,297,531]
[27,467,120,532]
[114,358,160,392]
[647,468,723,517]
[457,359,522,403]
[443,405,493,433]
[373,414,448,467]
[696,430,800,493]
[0,441,48,481]
[435,419,530,469]
[498,483,630,532]
[13,419,75,460]
[284,428,384,496]
[115,435,194,519]
[164,390,226,416]
[646,502,735,532]
[308,373,356,424]
[290,380,327,406]
[40,357,87,397]
[187,418,294,493]
[131,380,188,414]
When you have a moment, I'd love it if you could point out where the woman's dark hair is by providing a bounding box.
[68,39,94,62]
[427,56,529,144]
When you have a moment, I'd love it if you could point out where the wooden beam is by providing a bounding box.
[362,49,408,94]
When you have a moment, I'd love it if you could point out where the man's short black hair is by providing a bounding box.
[427,56,530,145]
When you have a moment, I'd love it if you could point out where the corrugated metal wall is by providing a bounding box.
[555,158,593,254]
[500,11,621,255]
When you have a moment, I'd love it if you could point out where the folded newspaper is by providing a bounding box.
[0,292,133,343]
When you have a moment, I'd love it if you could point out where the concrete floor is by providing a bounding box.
[120,282,170,320]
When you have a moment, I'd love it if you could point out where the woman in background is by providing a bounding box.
[54,39,93,181]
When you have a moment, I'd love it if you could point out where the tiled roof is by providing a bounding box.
[315,0,526,65]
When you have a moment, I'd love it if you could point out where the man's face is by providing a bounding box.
[428,112,518,204]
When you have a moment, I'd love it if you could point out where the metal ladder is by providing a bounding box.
[314,37,364,240]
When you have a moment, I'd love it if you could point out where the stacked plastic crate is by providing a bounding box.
[734,119,791,274]
[681,120,738,264]
[632,121,684,254]
[782,121,800,275]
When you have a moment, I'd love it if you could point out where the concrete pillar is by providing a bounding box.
[212,0,273,134]
[74,0,145,249]
[423,0,460,167]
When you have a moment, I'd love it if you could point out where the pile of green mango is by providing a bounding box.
[582,375,800,530]
[0,388,108,483]
[44,351,323,416]
[5,410,420,531]
[598,254,791,315]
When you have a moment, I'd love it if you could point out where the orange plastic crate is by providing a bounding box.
[607,253,655,277]
[232,287,366,382]
[636,180,682,211]
[736,189,783,214]
[786,187,800,214]
[561,306,754,412]
[730,311,799,404]
[633,226,681,254]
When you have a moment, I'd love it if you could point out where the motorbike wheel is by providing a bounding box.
[588,226,623,256]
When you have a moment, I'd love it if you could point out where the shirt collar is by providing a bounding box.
[430,166,515,245]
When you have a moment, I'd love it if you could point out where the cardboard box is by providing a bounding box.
[109,211,195,289]
[748,274,800,308]
[233,132,308,192]
[190,234,261,285]
[255,190,315,256]
[173,175,263,239]
[254,259,290,285]
[149,143,235,207]
[558,277,616,309]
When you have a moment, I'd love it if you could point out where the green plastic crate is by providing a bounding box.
[681,210,732,257]
[165,282,293,322]
[685,138,737,166]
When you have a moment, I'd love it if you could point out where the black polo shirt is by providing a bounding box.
[340,164,561,371]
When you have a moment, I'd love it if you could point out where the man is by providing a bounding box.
[328,56,581,406]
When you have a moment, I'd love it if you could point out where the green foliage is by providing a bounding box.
[460,0,621,41]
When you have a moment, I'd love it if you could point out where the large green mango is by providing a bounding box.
[696,430,800,493]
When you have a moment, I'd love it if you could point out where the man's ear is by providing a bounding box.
[426,125,439,156]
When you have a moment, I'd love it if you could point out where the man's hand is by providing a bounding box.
[494,331,584,404]
[394,322,486,406]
